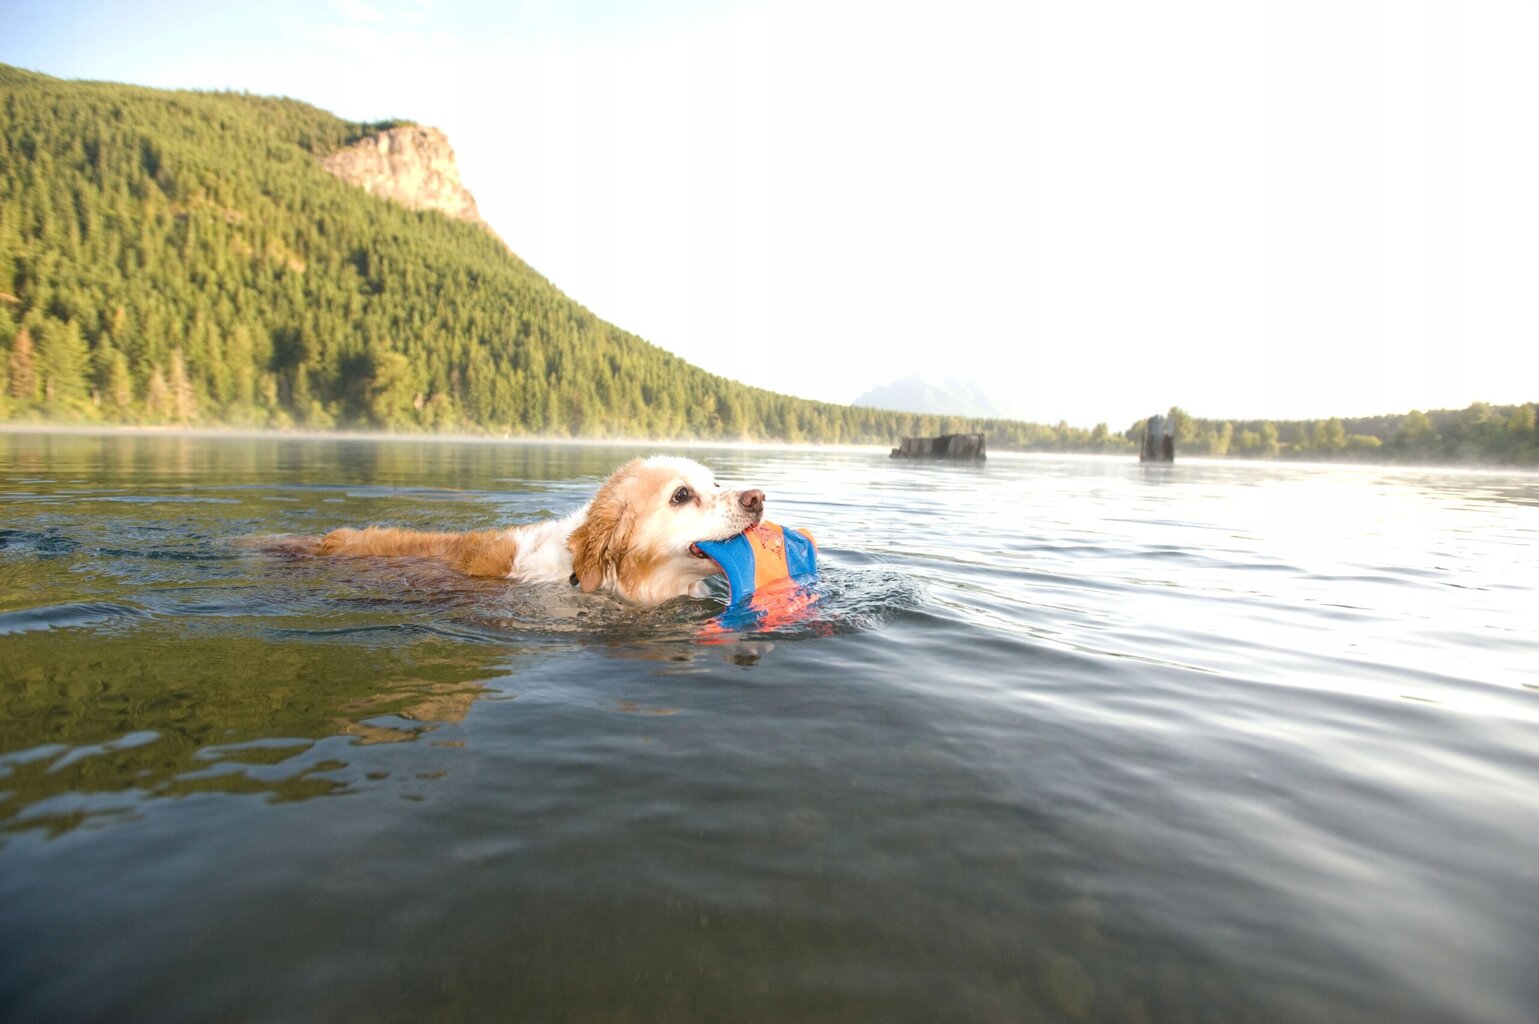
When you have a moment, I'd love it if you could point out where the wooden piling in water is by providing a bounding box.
[890,433,987,460]
[1140,415,1175,462]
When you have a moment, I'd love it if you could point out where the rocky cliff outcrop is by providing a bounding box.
[321,125,486,228]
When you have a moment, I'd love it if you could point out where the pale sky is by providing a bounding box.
[7,0,1539,426]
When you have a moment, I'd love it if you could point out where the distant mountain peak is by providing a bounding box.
[320,124,488,231]
[852,374,1019,420]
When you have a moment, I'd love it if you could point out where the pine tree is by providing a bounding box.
[168,347,195,423]
[226,325,256,412]
[8,326,38,404]
[104,348,134,415]
[144,365,170,421]
[36,318,90,407]
[366,350,418,429]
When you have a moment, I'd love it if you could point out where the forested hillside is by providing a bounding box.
[0,64,1139,451]
[0,64,1017,444]
[1,65,1533,463]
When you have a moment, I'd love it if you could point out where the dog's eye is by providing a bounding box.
[670,486,693,505]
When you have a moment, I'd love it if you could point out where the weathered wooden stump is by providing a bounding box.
[890,433,987,460]
[1140,415,1175,462]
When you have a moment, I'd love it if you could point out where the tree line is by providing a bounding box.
[1150,405,1539,465]
[1,65,1534,464]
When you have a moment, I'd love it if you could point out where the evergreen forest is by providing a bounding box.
[2,65,1534,464]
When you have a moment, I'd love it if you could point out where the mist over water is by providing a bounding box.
[2,431,1536,1023]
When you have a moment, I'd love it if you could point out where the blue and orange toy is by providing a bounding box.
[694,520,820,631]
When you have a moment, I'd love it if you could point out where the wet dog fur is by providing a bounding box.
[307,456,765,607]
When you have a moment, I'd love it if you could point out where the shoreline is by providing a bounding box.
[3,423,1535,476]
[0,421,895,456]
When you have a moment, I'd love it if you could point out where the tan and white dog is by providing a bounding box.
[310,456,765,607]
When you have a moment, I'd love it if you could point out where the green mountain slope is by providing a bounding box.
[0,63,997,443]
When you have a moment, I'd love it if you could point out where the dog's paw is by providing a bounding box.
[316,528,359,555]
[235,534,327,557]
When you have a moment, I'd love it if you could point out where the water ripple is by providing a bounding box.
[0,527,81,555]
[0,601,149,635]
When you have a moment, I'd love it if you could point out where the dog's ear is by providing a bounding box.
[567,489,632,594]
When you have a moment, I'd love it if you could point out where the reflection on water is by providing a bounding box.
[0,623,509,835]
[1,430,1537,1024]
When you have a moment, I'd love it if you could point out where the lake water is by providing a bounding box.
[1,430,1536,1024]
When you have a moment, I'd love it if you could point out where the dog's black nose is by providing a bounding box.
[739,489,765,514]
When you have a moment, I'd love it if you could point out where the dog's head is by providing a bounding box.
[567,456,765,606]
